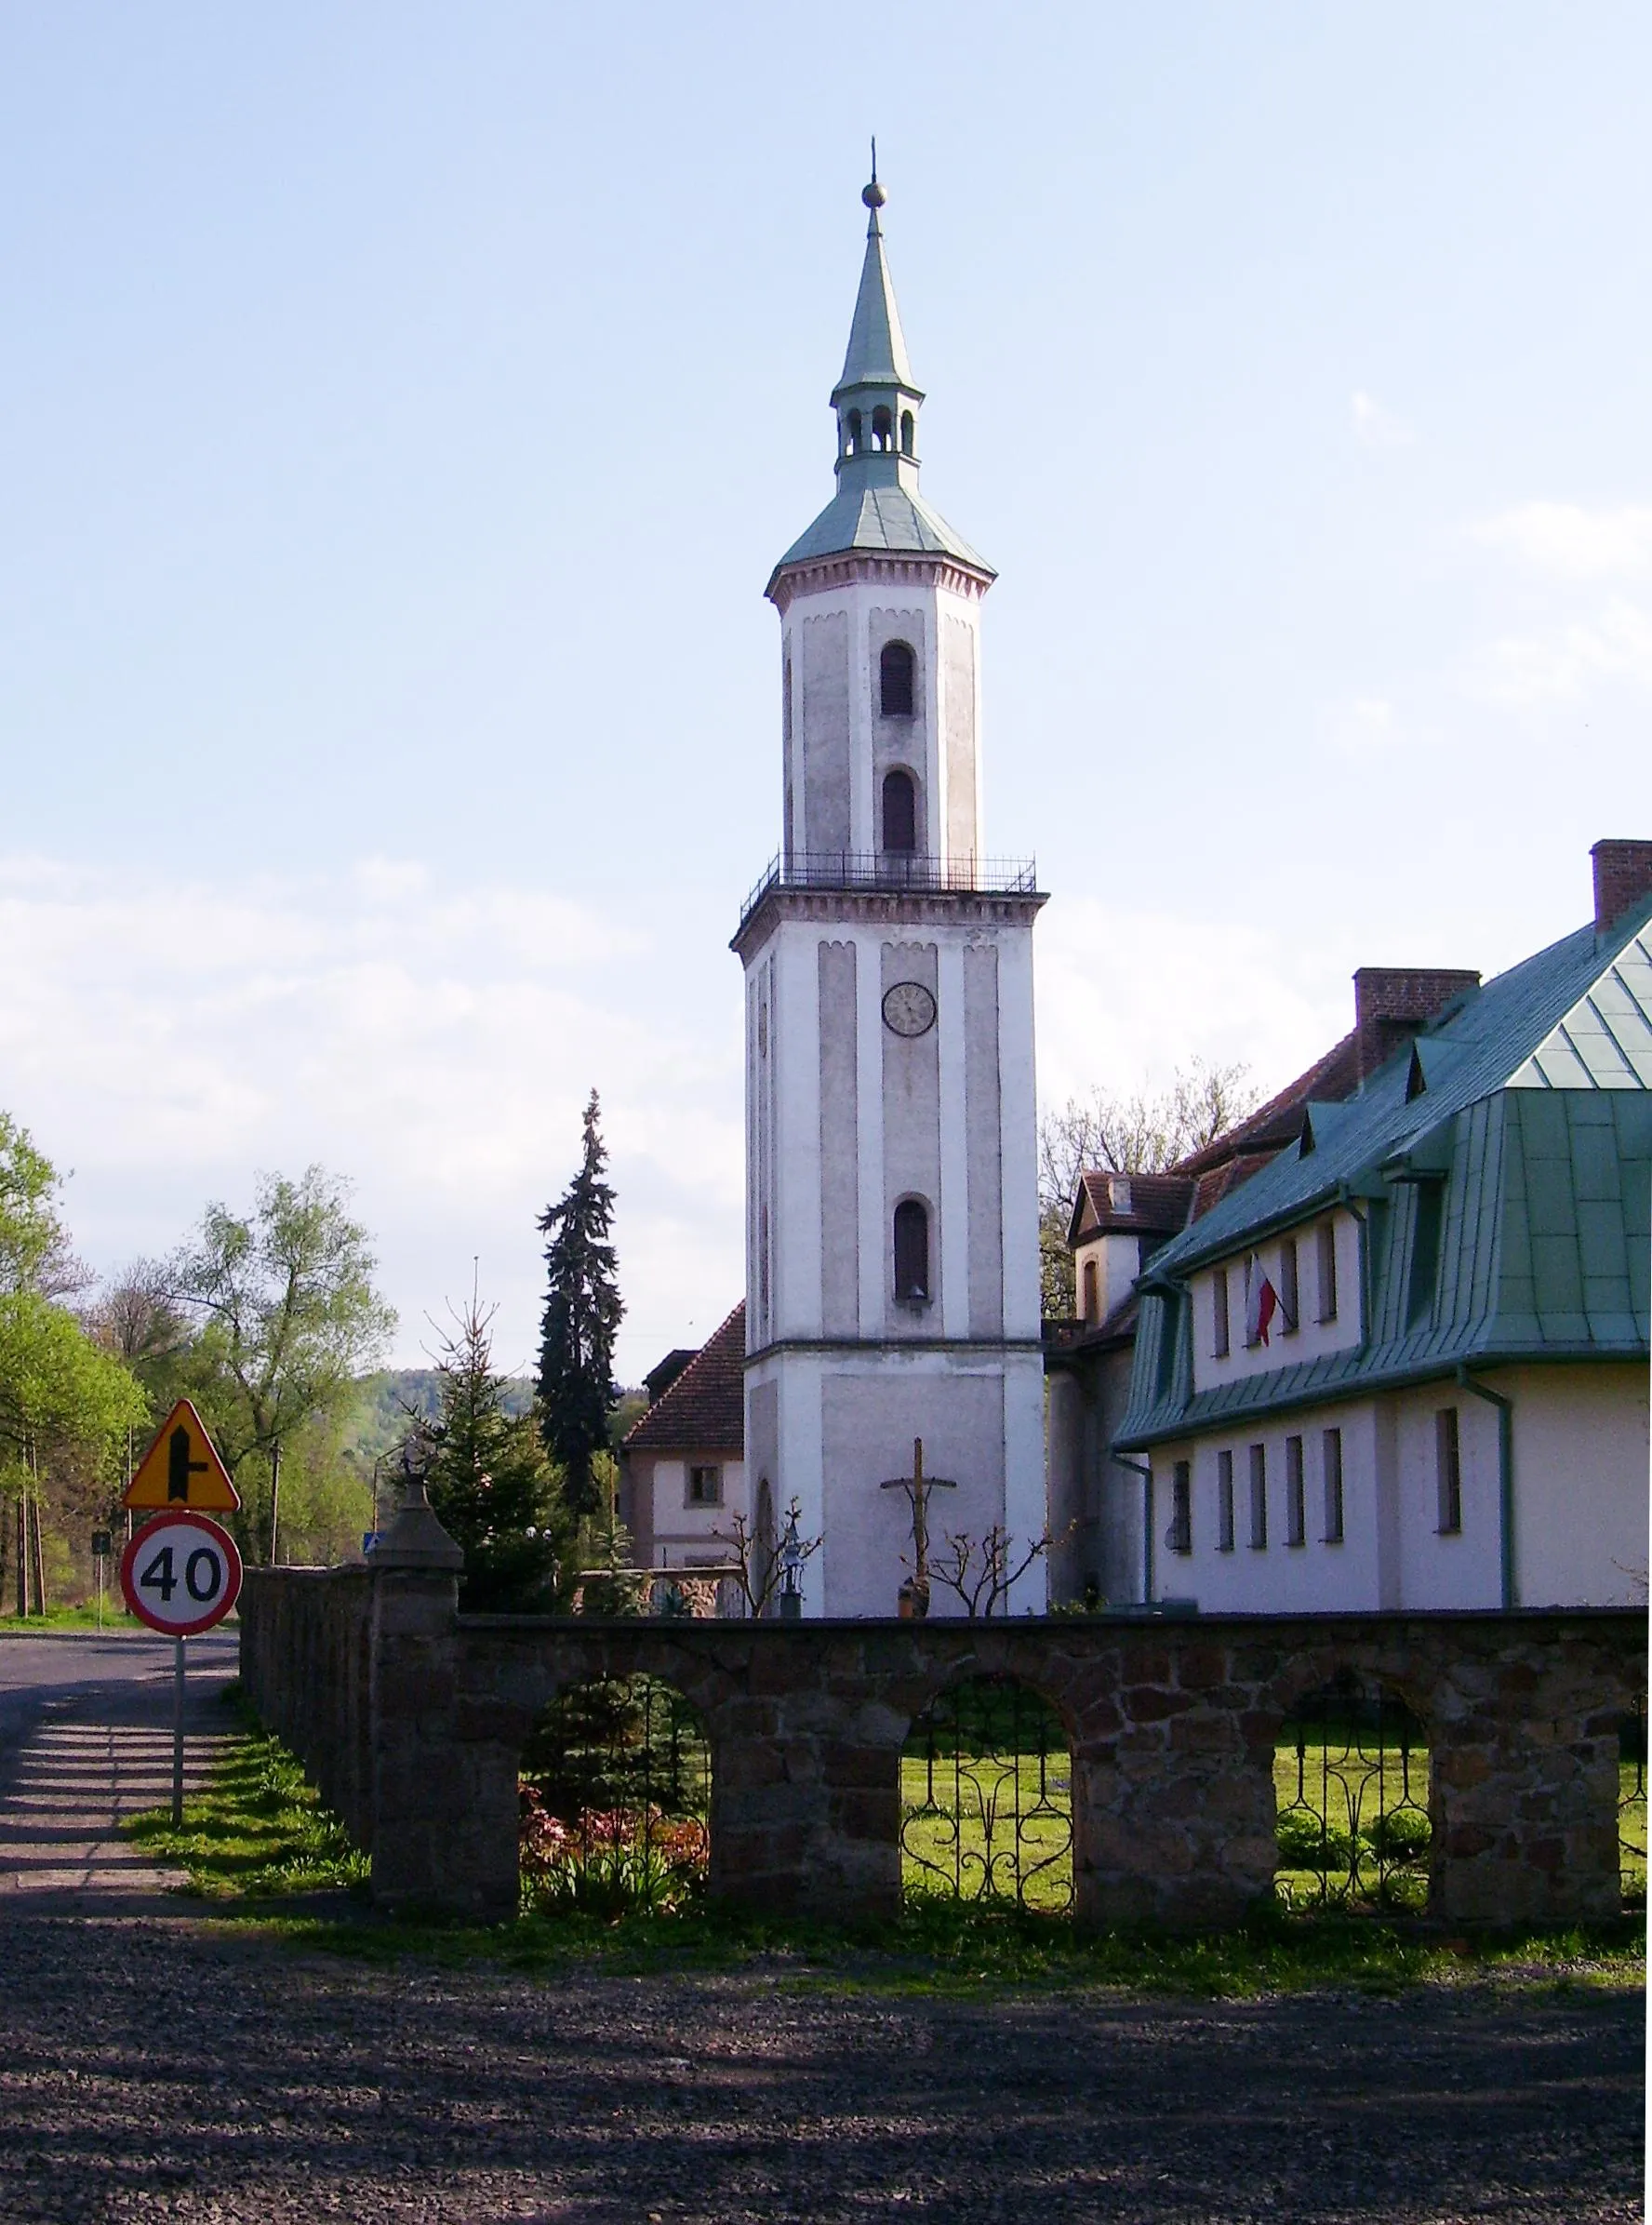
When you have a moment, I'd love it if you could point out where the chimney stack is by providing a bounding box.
[1592,839,1652,937]
[1352,967,1481,1084]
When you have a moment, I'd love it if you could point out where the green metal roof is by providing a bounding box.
[1115,899,1652,1449]
[833,206,916,400]
[770,484,993,579]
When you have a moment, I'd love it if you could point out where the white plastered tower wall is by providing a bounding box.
[736,170,1047,1617]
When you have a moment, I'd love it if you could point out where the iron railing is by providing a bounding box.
[1620,1700,1647,1909]
[739,850,1039,931]
[1273,1679,1432,1912]
[519,1673,711,1916]
[901,1673,1073,1913]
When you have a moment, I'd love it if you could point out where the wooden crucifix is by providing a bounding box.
[879,1437,955,1597]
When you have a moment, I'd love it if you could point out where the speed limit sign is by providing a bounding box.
[119,1512,243,1636]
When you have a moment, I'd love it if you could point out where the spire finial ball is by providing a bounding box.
[862,177,886,210]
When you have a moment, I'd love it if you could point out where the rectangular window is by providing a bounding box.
[1212,1268,1230,1358]
[1279,1238,1299,1336]
[687,1464,723,1507]
[1248,1444,1268,1549]
[1168,1461,1192,1554]
[1435,1408,1461,1534]
[1242,1256,1261,1349]
[1285,1435,1305,1546]
[1317,1221,1339,1323]
[1322,1428,1344,1542]
[1217,1450,1234,1552]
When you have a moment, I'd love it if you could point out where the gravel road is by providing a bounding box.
[0,1633,1642,2222]
[0,1912,1642,2223]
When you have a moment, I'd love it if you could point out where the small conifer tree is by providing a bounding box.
[536,1090,623,1519]
[424,1295,563,1611]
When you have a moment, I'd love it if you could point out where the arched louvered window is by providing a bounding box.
[846,407,863,455]
[879,640,914,718]
[893,1199,930,1303]
[872,405,893,451]
[899,410,915,456]
[1082,1258,1099,1324]
[881,768,916,853]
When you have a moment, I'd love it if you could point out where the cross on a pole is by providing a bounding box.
[879,1437,955,1589]
[167,1425,209,1502]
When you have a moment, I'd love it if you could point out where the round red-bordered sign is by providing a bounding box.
[119,1512,243,1636]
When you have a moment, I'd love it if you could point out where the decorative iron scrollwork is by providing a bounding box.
[1273,1676,1431,1912]
[900,1673,1073,1913]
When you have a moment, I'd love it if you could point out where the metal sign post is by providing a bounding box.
[172,1637,186,1827]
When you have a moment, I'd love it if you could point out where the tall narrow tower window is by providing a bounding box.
[893,1199,930,1302]
[872,405,893,451]
[899,410,914,455]
[881,768,916,853]
[879,640,914,718]
[846,407,863,455]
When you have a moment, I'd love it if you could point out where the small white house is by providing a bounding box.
[1112,839,1652,1614]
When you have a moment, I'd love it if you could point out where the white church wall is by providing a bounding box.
[1505,1361,1648,1607]
[1190,1210,1362,1394]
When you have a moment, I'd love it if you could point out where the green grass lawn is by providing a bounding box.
[900,1751,1072,1912]
[0,1601,147,1633]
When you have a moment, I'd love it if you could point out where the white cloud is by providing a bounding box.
[1472,501,1652,580]
[1469,596,1652,707]
[1351,391,1413,448]
[0,857,741,1379]
[1325,695,1398,762]
[1035,897,1351,1117]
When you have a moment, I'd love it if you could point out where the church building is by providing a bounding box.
[729,168,1047,1617]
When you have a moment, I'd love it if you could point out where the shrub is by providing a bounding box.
[1364,1807,1432,1861]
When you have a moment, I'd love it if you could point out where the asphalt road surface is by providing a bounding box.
[0,1631,1642,2223]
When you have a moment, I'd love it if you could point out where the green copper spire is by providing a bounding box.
[833,153,916,398]
[766,157,993,593]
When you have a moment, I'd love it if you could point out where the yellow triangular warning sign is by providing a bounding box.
[124,1399,241,1511]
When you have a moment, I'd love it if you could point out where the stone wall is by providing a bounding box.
[240,1551,1645,1932]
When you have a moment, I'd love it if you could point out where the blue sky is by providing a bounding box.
[1,4,1647,1376]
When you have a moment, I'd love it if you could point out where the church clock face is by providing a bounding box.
[881,981,937,1038]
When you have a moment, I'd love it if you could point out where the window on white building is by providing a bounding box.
[893,1198,930,1303]
[880,640,915,718]
[1082,1257,1099,1324]
[1217,1451,1234,1552]
[1316,1222,1339,1323]
[1435,1408,1462,1534]
[881,767,917,853]
[1322,1428,1344,1542]
[1168,1461,1192,1555]
[1285,1435,1305,1546]
[1212,1268,1231,1358]
[1248,1444,1268,1548]
[1280,1239,1299,1335]
[687,1465,723,1507]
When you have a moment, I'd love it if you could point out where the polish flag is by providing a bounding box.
[1246,1258,1286,1345]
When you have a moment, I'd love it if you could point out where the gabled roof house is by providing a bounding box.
[1105,840,1651,1613]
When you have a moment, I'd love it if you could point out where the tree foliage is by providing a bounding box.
[536,1092,623,1520]
[423,1294,566,1612]
[0,1112,87,1299]
[167,1166,394,1563]
[1037,1058,1259,1318]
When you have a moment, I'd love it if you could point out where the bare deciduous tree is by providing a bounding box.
[715,1496,822,1619]
[917,1522,1072,1619]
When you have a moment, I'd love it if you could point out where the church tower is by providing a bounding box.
[732,167,1047,1616]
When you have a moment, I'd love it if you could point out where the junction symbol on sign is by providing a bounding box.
[123,1399,241,1512]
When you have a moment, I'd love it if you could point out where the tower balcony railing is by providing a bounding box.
[739,850,1038,931]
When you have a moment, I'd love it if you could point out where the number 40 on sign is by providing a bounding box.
[119,1512,243,1636]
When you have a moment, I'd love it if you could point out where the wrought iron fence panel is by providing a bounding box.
[1273,1679,1431,1912]
[519,1673,711,1916]
[900,1673,1073,1914]
[1619,1699,1647,1910]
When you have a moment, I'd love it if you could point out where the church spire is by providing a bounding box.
[830,152,924,495]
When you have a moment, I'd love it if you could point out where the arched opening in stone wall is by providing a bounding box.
[1619,1699,1646,1911]
[1273,1672,1432,1912]
[519,1674,711,1918]
[900,1673,1072,1914]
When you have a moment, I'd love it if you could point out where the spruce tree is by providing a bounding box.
[424,1296,563,1611]
[536,1090,623,1519]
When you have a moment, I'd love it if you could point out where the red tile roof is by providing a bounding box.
[1069,1169,1196,1245]
[622,1304,746,1456]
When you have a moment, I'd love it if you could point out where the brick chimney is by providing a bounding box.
[1352,966,1481,1084]
[1592,839,1652,936]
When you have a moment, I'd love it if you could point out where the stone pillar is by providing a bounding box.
[1071,1633,1278,1931]
[366,1481,516,1919]
[1429,1639,1628,1925]
[708,1632,905,1920]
